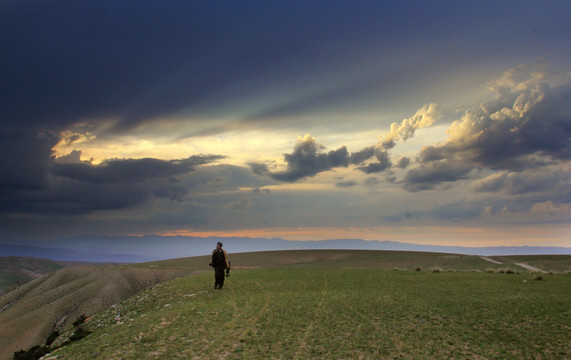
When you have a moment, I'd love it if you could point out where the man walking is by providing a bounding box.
[211,242,229,290]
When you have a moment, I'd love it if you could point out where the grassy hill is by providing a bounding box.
[0,257,65,296]
[2,250,569,360]
[136,249,510,272]
[52,266,570,359]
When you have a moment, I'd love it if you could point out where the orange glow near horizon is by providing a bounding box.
[156,225,571,248]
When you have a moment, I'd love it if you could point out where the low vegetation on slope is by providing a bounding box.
[0,266,192,360]
[52,268,570,359]
[0,257,64,296]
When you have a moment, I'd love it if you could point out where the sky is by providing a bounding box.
[1,0,570,248]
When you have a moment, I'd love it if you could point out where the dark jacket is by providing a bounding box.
[212,249,229,268]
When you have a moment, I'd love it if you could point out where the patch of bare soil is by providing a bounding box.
[0,265,190,360]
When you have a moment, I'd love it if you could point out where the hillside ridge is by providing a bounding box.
[0,257,65,296]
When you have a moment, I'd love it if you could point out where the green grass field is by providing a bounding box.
[52,267,570,359]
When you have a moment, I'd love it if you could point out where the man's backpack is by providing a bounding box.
[213,250,225,267]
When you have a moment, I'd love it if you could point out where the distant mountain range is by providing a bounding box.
[1,235,569,263]
[0,244,156,263]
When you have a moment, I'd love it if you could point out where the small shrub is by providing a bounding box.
[486,268,495,273]
[69,326,92,342]
[505,269,515,274]
[548,270,554,275]
[431,267,441,273]
[415,267,422,271]
[498,269,505,274]
[45,330,59,346]
[534,274,543,281]
[13,345,51,360]
[73,314,87,327]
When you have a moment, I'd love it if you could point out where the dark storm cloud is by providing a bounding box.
[403,65,571,191]
[349,147,375,165]
[51,155,224,184]
[420,82,571,170]
[417,146,445,163]
[0,153,225,214]
[396,157,411,169]
[2,0,568,189]
[1,1,311,130]
[0,174,183,215]
[249,135,350,182]
[2,0,571,239]
[271,143,348,182]
[3,1,567,134]
[1,1,460,133]
[0,149,225,216]
[0,130,59,191]
[0,163,266,217]
[358,162,390,174]
[403,161,473,192]
[396,67,571,218]
[249,134,395,182]
[357,149,392,174]
[249,163,271,177]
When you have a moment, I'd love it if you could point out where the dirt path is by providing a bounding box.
[480,256,502,265]
[513,263,545,273]
[480,256,545,272]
